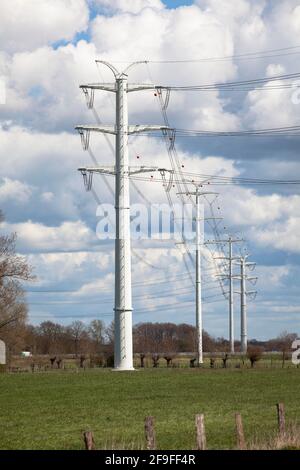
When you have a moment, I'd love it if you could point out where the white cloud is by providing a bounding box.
[255,265,290,291]
[2,41,100,131]
[2,220,97,252]
[266,63,286,77]
[245,80,300,128]
[27,251,112,284]
[271,305,300,313]
[253,217,300,253]
[0,177,33,203]
[0,0,89,53]
[221,189,300,226]
[91,4,236,79]
[93,0,164,14]
[41,192,55,203]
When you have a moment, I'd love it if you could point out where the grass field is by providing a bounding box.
[0,368,299,450]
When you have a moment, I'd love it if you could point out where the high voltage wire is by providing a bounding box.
[157,72,300,91]
[28,292,225,308]
[146,66,230,301]
[26,270,222,295]
[85,160,300,185]
[129,174,300,186]
[145,63,197,287]
[135,125,300,138]
[108,45,300,64]
[27,285,221,306]
[170,170,300,183]
[26,282,221,300]
[29,296,226,319]
[143,45,300,63]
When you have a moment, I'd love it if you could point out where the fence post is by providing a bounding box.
[195,414,206,450]
[145,416,156,450]
[235,413,246,450]
[277,403,286,436]
[83,430,95,450]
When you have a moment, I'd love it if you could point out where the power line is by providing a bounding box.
[134,125,300,138]
[28,296,227,320]
[143,45,300,63]
[157,72,300,91]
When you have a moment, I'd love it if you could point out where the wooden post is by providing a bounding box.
[235,413,246,450]
[277,403,286,436]
[145,416,156,450]
[195,414,206,450]
[83,431,95,450]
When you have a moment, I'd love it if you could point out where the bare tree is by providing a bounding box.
[0,213,35,351]
[88,319,104,353]
[0,233,34,287]
[152,354,160,368]
[140,353,145,368]
[222,353,229,368]
[68,321,86,357]
[37,321,64,355]
[164,355,174,367]
[247,346,263,368]
[277,331,297,368]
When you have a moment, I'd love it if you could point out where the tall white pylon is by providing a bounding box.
[211,237,243,353]
[234,256,257,354]
[178,188,218,366]
[76,61,170,371]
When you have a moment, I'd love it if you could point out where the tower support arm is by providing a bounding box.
[75,125,116,135]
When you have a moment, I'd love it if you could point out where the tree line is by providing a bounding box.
[4,319,299,359]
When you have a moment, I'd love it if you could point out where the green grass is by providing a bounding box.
[0,368,299,450]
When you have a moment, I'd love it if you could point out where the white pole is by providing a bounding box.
[196,190,203,365]
[77,62,170,371]
[114,74,134,370]
[241,258,247,353]
[229,237,234,353]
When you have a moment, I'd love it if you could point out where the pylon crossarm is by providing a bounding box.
[128,125,171,134]
[80,83,165,93]
[177,191,219,196]
[203,217,223,221]
[129,166,158,175]
[80,83,116,93]
[204,239,243,245]
[128,84,160,92]
[78,166,116,176]
[76,125,116,135]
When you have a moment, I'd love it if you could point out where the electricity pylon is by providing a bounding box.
[75,61,170,371]
[234,256,257,353]
[178,188,219,366]
[207,236,243,353]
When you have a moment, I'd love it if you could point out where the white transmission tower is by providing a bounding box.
[207,236,243,353]
[75,61,170,371]
[178,188,220,366]
[234,256,257,353]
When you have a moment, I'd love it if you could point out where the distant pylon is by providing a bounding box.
[234,256,257,354]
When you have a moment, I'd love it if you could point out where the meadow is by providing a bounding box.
[0,367,299,450]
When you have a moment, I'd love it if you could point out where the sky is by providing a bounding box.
[0,0,299,341]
